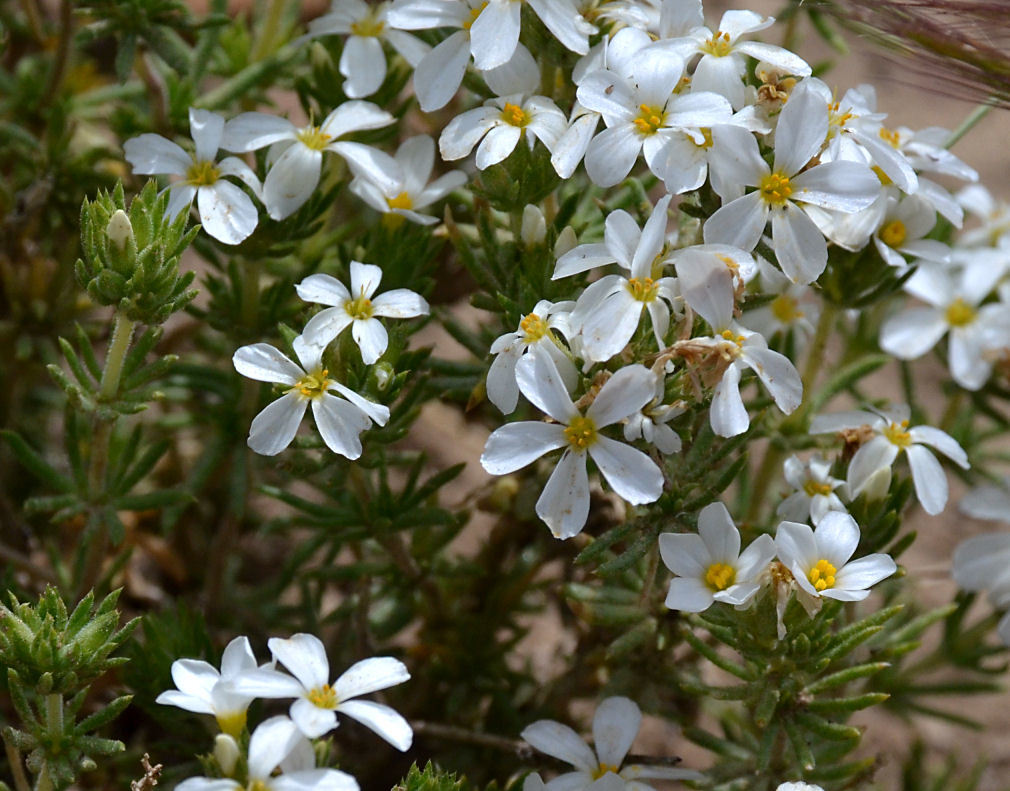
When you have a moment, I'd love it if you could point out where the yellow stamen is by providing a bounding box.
[293,369,332,400]
[695,127,714,149]
[563,415,597,450]
[249,781,270,791]
[770,293,804,324]
[808,558,837,591]
[700,30,732,57]
[879,219,906,248]
[591,764,620,780]
[186,159,220,187]
[632,104,665,135]
[501,102,530,128]
[462,1,488,29]
[828,101,854,129]
[520,312,548,343]
[883,419,911,448]
[626,276,658,302]
[945,297,977,327]
[307,683,337,709]
[350,12,385,36]
[803,479,833,497]
[345,295,374,320]
[759,172,793,206]
[387,191,413,210]
[872,165,893,186]
[297,125,333,151]
[705,562,736,592]
[879,127,901,148]
[720,329,746,345]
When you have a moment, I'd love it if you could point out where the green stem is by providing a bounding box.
[944,98,997,150]
[35,766,53,791]
[249,0,288,62]
[98,313,137,402]
[41,0,72,107]
[45,694,63,741]
[241,258,261,333]
[939,390,965,433]
[3,734,31,791]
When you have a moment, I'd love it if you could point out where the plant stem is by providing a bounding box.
[944,98,997,150]
[89,313,136,493]
[3,735,31,791]
[46,694,63,740]
[41,0,72,107]
[249,0,287,62]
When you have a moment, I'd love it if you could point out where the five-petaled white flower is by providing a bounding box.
[155,636,258,737]
[660,501,776,612]
[776,454,848,526]
[810,405,969,515]
[703,80,880,284]
[222,102,394,219]
[480,354,664,539]
[622,368,685,455]
[521,696,702,791]
[233,337,390,457]
[176,715,359,791]
[232,633,412,748]
[775,513,897,601]
[297,261,430,364]
[123,108,261,245]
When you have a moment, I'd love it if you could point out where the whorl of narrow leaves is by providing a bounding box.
[76,180,198,325]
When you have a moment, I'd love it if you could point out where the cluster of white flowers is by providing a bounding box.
[232,261,427,456]
[158,633,411,791]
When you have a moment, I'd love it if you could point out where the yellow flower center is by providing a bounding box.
[759,172,793,206]
[879,219,907,248]
[633,104,666,135]
[720,329,746,346]
[828,101,854,130]
[626,276,658,302]
[216,710,247,738]
[297,125,333,151]
[249,781,270,791]
[186,159,220,187]
[387,191,413,210]
[770,293,804,324]
[501,102,530,127]
[345,295,374,320]
[803,479,833,497]
[563,415,597,450]
[701,30,732,57]
[878,126,901,148]
[705,562,736,592]
[695,127,714,149]
[520,312,547,342]
[293,369,331,400]
[808,558,837,591]
[883,419,911,448]
[945,297,977,327]
[463,2,488,29]
[350,12,385,36]
[591,764,620,780]
[872,165,893,186]
[307,683,337,709]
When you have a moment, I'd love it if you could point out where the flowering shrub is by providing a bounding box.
[3,0,1010,790]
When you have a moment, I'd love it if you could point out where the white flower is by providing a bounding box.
[660,501,776,612]
[775,513,897,601]
[521,696,702,791]
[232,337,390,457]
[487,300,577,414]
[871,195,950,269]
[232,633,412,747]
[345,135,467,225]
[958,184,1010,247]
[879,261,1009,390]
[776,784,825,791]
[703,80,880,284]
[743,256,817,340]
[302,0,429,98]
[176,715,359,791]
[123,108,261,245]
[155,636,257,736]
[439,94,567,170]
[777,455,847,525]
[221,102,394,219]
[809,406,969,515]
[960,476,1010,523]
[622,368,685,455]
[953,527,1010,646]
[555,195,679,363]
[576,49,733,187]
[657,6,811,109]
[480,354,664,539]
[296,261,429,364]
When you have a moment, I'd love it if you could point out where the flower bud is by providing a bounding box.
[106,210,134,250]
[554,226,577,258]
[373,361,395,391]
[859,465,892,503]
[520,204,546,247]
[214,734,240,776]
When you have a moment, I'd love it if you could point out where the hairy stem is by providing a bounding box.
[3,735,31,791]
[944,98,997,150]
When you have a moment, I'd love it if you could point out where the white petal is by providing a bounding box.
[269,634,330,690]
[484,42,540,96]
[771,203,827,284]
[248,716,301,779]
[554,243,615,279]
[439,106,500,161]
[486,342,522,413]
[248,394,307,456]
[735,41,811,76]
[809,410,879,434]
[536,449,590,539]
[659,532,711,578]
[273,769,359,791]
[675,248,735,330]
[703,192,767,252]
[233,343,304,385]
[604,210,641,270]
[833,553,896,592]
[469,0,520,70]
[414,31,471,112]
[584,125,641,188]
[906,444,948,515]
[302,308,354,350]
[710,364,748,437]
[953,534,1010,589]
[155,690,215,714]
[319,100,394,139]
[475,124,522,169]
[229,667,307,698]
[697,502,740,562]
[296,273,352,306]
[336,700,413,751]
[481,422,567,474]
[123,134,191,176]
[593,697,641,768]
[341,36,386,98]
[527,0,593,54]
[847,435,899,496]
[372,289,429,318]
[774,520,819,573]
[176,780,239,791]
[588,364,656,427]
[190,108,225,163]
[735,533,777,580]
[312,396,371,459]
[773,82,827,176]
[579,289,641,362]
[166,183,198,220]
[631,195,672,277]
[197,182,258,245]
[516,352,578,423]
[521,720,597,771]
[290,697,339,739]
[588,436,664,505]
[334,657,409,701]
[909,426,969,468]
[352,318,388,364]
[263,144,322,220]
[791,161,879,213]
[169,659,219,700]
[327,382,390,426]
[221,636,258,677]
[813,511,860,567]
[879,308,948,360]
[665,577,715,612]
[222,113,296,152]
[741,345,802,414]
